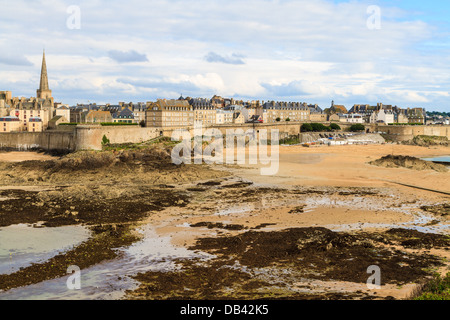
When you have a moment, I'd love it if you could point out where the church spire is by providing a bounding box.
[39,50,49,91]
[37,50,52,100]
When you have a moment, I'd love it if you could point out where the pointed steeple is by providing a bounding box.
[39,50,49,91]
[37,50,52,100]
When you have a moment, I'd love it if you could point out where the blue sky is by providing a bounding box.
[0,0,449,112]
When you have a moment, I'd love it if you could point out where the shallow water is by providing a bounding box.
[0,224,91,275]
[422,156,450,162]
[0,224,212,300]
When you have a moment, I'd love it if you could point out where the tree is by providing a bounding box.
[329,123,341,131]
[101,135,110,146]
[349,124,365,132]
[301,123,313,132]
[276,117,281,122]
[311,123,328,132]
[286,118,291,122]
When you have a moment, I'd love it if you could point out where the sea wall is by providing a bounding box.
[0,131,75,153]
[75,125,161,150]
[0,123,448,152]
[377,125,450,142]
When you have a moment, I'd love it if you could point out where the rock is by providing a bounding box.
[296,228,375,251]
[370,155,448,173]
[289,205,306,214]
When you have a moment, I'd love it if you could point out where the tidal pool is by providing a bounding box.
[0,224,212,300]
[421,155,450,165]
[0,224,91,275]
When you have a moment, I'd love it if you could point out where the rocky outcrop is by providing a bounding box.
[369,155,448,172]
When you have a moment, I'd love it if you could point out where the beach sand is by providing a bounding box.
[0,151,58,163]
[1,145,449,300]
[142,143,450,300]
[230,143,450,199]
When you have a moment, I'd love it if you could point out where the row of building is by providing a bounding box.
[0,51,430,133]
[325,102,426,125]
[0,93,429,133]
[65,97,321,128]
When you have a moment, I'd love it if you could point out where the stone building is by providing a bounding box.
[233,112,245,124]
[308,104,326,122]
[373,108,395,124]
[85,110,113,123]
[145,99,194,127]
[0,51,55,131]
[119,102,147,124]
[215,109,234,124]
[211,95,225,109]
[346,113,364,123]
[28,117,43,132]
[189,98,216,126]
[259,101,310,123]
[0,116,21,132]
[325,101,348,115]
[55,105,71,122]
[224,105,254,123]
[403,108,426,124]
[112,107,135,124]
[348,104,377,123]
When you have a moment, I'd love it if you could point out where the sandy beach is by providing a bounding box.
[236,143,450,197]
[129,142,450,300]
[0,151,59,163]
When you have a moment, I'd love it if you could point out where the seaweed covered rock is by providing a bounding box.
[369,155,448,172]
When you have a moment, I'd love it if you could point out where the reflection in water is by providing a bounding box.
[0,224,212,300]
[0,224,91,275]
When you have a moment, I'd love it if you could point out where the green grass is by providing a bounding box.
[102,136,180,151]
[100,122,139,126]
[388,123,424,126]
[58,122,140,126]
[415,273,450,300]
[280,136,301,145]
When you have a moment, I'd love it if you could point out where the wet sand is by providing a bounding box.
[0,152,58,163]
[138,143,450,300]
[0,145,449,300]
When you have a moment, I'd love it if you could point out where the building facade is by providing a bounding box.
[190,98,216,126]
[0,116,21,132]
[259,101,310,123]
[145,99,194,127]
[0,51,55,131]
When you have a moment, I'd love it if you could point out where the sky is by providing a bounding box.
[0,0,449,112]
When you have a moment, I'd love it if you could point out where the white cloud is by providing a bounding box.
[0,0,448,111]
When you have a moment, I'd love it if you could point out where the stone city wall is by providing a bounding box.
[0,123,448,152]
